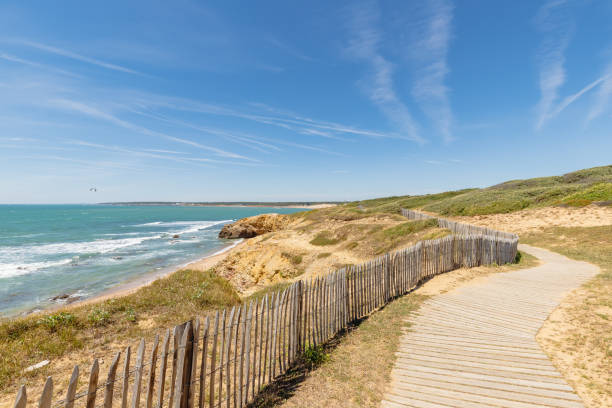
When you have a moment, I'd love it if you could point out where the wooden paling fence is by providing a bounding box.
[12,211,518,408]
[401,209,519,241]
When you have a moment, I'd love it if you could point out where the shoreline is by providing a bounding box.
[99,203,337,209]
[30,239,246,315]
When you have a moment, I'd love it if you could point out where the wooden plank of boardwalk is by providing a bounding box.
[381,244,599,408]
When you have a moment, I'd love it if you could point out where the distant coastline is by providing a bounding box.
[99,201,339,209]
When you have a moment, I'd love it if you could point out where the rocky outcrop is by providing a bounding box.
[218,213,290,239]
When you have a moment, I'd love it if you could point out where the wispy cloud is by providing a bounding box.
[424,159,462,165]
[587,63,612,124]
[550,73,611,119]
[266,37,313,62]
[10,39,141,75]
[534,0,572,129]
[345,1,423,144]
[409,0,454,143]
[134,94,411,141]
[0,51,81,78]
[49,98,256,161]
[534,2,612,128]
[143,148,190,155]
[67,139,221,168]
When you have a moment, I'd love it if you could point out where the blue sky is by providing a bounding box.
[0,0,611,203]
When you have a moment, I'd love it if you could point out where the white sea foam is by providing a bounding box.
[0,258,73,279]
[136,220,231,229]
[0,220,231,271]
[0,220,232,281]
[172,220,230,235]
[0,235,162,262]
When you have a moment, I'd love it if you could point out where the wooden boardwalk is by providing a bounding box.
[382,244,599,408]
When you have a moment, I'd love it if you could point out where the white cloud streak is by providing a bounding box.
[534,0,572,129]
[0,51,81,78]
[266,37,313,62]
[409,0,454,143]
[587,63,612,124]
[551,73,611,119]
[49,98,257,162]
[13,39,141,75]
[345,1,423,144]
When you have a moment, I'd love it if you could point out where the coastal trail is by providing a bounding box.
[381,244,599,408]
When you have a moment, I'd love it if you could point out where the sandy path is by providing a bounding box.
[381,244,599,408]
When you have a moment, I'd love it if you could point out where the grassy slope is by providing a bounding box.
[0,269,240,392]
[348,165,612,216]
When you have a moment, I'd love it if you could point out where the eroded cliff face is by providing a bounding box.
[218,213,291,238]
[214,210,449,294]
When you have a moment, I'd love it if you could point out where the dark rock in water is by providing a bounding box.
[172,234,180,239]
[112,256,123,260]
[51,293,70,301]
[65,296,82,304]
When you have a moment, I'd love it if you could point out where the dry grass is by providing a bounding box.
[250,252,536,408]
[521,226,612,408]
[216,214,445,294]
[250,293,425,408]
[0,268,242,401]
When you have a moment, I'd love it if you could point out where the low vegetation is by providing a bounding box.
[309,231,344,246]
[0,268,241,394]
[522,226,612,407]
[341,165,612,216]
[216,213,446,291]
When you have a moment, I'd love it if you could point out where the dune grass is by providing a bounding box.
[331,165,612,217]
[521,225,612,407]
[309,230,344,246]
[0,268,240,393]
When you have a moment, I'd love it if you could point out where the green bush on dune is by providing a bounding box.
[561,182,612,206]
[340,165,612,216]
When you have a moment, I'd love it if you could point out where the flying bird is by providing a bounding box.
[89,187,97,192]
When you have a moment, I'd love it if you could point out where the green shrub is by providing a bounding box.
[561,183,612,206]
[87,307,111,327]
[38,312,76,331]
[189,270,240,308]
[125,308,137,323]
[310,231,343,246]
[304,344,327,367]
[381,219,438,239]
[514,251,523,264]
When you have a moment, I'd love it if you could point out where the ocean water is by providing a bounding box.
[0,205,301,317]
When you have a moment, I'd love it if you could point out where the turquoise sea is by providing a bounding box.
[0,205,301,317]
